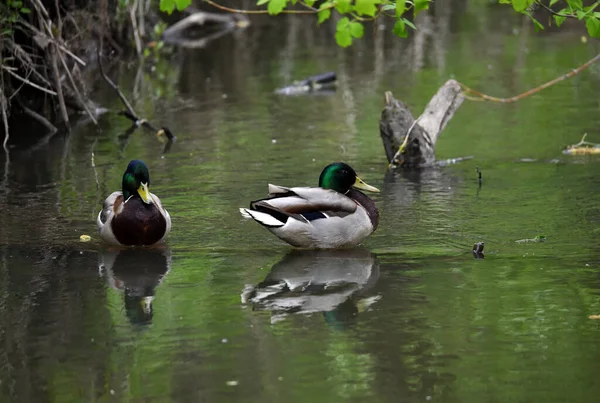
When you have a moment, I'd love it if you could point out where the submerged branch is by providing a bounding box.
[97,48,176,145]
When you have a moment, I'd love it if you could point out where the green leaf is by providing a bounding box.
[174,0,191,11]
[525,11,544,31]
[335,30,352,47]
[554,9,567,26]
[355,0,382,17]
[396,0,406,17]
[402,17,416,30]
[159,0,176,14]
[393,19,407,37]
[585,16,600,37]
[335,0,352,14]
[349,21,364,38]
[267,0,287,15]
[549,0,560,5]
[335,17,353,47]
[20,7,31,13]
[570,0,583,10]
[317,8,331,24]
[305,0,316,6]
[512,0,530,12]
[381,4,395,12]
[257,0,269,5]
[576,10,586,19]
[414,0,429,14]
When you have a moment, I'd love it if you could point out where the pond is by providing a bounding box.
[1,4,600,402]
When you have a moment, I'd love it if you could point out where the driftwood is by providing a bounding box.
[379,79,464,167]
[275,72,337,95]
[162,11,249,49]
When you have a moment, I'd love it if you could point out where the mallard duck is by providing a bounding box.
[97,160,171,246]
[239,162,380,248]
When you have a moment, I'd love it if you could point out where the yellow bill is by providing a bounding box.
[353,177,380,193]
[138,182,151,204]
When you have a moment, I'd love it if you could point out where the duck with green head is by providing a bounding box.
[239,162,380,248]
[97,160,171,246]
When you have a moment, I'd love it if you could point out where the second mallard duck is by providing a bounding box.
[97,160,171,246]
[239,162,380,249]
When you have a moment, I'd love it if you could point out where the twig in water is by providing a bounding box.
[476,167,482,187]
[563,133,600,155]
[459,52,600,103]
[96,47,176,144]
[97,48,137,118]
[91,137,100,190]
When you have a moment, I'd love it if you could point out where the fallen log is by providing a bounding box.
[379,79,464,167]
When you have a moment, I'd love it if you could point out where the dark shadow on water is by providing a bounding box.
[242,248,380,327]
[99,247,171,327]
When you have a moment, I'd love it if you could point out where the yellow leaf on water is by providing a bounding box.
[588,315,600,320]
[80,235,91,242]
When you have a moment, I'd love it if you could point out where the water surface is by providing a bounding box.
[1,4,600,402]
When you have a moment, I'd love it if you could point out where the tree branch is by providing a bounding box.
[459,52,600,103]
[536,1,579,19]
[203,0,322,14]
[1,65,57,96]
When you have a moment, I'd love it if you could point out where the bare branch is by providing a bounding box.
[58,52,97,124]
[130,0,143,58]
[1,65,57,95]
[96,48,137,119]
[15,99,58,134]
[536,1,578,19]
[460,52,600,103]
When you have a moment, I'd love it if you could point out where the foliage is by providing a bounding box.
[159,0,192,14]
[152,1,599,48]
[501,0,600,38]
[257,0,429,47]
[250,0,600,46]
[0,0,31,36]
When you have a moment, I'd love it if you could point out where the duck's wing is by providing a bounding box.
[265,185,357,214]
[98,191,123,225]
[240,185,358,228]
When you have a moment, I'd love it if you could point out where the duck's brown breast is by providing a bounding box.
[112,197,167,246]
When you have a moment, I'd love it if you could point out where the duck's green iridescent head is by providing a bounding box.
[122,160,151,203]
[318,162,380,194]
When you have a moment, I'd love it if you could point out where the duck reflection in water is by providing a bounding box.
[98,247,171,326]
[242,248,380,326]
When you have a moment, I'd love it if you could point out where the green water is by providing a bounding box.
[1,5,600,403]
